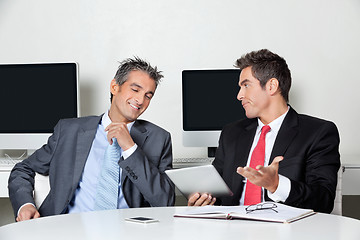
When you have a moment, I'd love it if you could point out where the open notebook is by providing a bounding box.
[174,202,316,223]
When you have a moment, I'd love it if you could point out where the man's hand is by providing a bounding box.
[187,193,216,206]
[16,204,40,222]
[237,156,284,193]
[105,122,135,151]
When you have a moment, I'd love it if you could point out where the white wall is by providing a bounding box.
[0,0,359,159]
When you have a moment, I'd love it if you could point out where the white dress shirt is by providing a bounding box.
[239,107,291,205]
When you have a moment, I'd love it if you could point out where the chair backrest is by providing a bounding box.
[331,167,343,215]
[34,173,50,208]
[32,169,343,213]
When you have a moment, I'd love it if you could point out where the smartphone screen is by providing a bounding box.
[125,216,159,224]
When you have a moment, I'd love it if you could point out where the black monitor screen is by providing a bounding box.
[0,63,78,133]
[182,69,246,131]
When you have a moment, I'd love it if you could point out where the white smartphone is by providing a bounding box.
[125,216,159,224]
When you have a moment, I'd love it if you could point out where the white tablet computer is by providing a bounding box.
[165,165,233,198]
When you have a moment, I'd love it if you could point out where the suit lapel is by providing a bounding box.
[269,107,299,164]
[130,120,148,148]
[121,120,148,183]
[72,116,102,191]
[235,120,258,167]
[231,119,258,203]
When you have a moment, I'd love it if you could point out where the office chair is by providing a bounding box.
[331,167,343,215]
[32,168,343,214]
[33,173,50,208]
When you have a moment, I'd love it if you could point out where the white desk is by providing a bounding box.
[1,207,360,240]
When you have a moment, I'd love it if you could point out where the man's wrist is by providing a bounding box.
[122,143,137,159]
[268,177,279,193]
[17,203,36,216]
[267,175,291,202]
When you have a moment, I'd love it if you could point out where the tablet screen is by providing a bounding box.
[165,165,233,197]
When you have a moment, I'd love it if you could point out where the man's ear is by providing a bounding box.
[268,78,280,95]
[110,79,119,95]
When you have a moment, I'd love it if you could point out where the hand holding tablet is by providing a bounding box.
[165,165,233,199]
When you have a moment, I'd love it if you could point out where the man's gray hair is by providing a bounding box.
[114,57,163,86]
[111,57,163,102]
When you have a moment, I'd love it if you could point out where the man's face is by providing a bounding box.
[110,70,156,123]
[237,66,271,120]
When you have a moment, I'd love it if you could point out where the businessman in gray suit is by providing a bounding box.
[8,57,175,221]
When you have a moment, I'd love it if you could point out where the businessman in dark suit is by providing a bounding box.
[188,49,340,213]
[9,57,175,221]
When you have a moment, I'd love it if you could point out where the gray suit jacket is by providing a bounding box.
[8,115,175,217]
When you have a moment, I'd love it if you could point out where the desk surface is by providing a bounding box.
[1,207,360,240]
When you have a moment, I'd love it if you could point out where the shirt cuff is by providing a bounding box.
[122,143,137,159]
[17,203,36,217]
[267,174,291,202]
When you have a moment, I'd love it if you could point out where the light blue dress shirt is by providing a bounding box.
[68,111,136,213]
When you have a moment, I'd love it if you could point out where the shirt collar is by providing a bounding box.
[101,110,135,132]
[257,106,290,134]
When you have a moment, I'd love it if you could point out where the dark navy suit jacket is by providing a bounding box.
[213,107,340,213]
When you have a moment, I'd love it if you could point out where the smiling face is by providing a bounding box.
[237,66,271,121]
[109,70,156,123]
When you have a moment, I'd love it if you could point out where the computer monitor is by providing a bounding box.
[0,63,79,151]
[182,69,246,156]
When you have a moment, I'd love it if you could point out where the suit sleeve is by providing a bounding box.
[212,130,227,206]
[8,120,60,217]
[212,130,225,176]
[119,131,175,207]
[284,121,340,213]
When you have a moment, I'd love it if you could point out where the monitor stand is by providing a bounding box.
[207,147,217,158]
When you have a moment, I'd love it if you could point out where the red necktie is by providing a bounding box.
[244,125,271,205]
